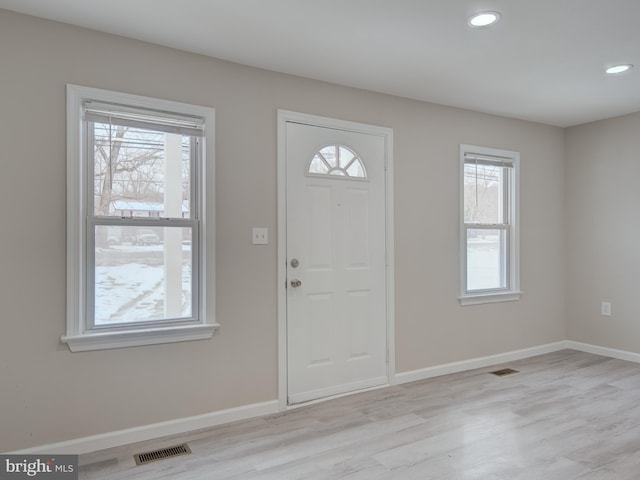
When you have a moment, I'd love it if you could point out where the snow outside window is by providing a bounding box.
[63,85,217,351]
[459,144,521,306]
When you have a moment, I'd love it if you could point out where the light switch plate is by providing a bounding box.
[252,227,268,245]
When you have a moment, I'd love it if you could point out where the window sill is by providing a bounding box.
[458,291,522,306]
[61,323,219,352]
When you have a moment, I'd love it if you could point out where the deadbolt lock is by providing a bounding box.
[290,258,299,268]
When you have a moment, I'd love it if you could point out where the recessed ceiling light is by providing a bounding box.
[468,11,501,28]
[605,64,633,75]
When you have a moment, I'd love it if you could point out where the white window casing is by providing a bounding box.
[63,85,217,351]
[459,144,521,306]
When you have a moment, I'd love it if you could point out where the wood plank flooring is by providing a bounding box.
[79,350,640,479]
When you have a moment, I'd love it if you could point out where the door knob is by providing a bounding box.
[290,279,302,288]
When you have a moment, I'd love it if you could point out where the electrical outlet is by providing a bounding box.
[601,302,612,317]
[252,227,268,245]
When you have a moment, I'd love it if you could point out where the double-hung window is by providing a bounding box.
[63,85,216,351]
[459,144,520,305]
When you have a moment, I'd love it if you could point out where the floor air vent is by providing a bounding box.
[134,444,191,465]
[490,368,519,377]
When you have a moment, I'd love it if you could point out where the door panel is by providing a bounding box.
[308,186,333,267]
[286,121,388,404]
[346,188,370,266]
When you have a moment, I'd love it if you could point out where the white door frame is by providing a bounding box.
[277,109,396,409]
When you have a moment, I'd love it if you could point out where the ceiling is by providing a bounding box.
[1,0,639,127]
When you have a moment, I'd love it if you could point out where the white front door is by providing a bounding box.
[285,120,388,404]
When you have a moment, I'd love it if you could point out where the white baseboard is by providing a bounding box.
[14,340,639,457]
[566,340,640,363]
[395,341,569,385]
[10,400,279,456]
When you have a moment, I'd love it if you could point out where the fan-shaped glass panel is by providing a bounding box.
[308,145,367,180]
[339,146,355,168]
[309,156,330,174]
[319,146,338,167]
[346,161,365,177]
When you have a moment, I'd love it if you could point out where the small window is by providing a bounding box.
[63,85,217,351]
[459,144,521,305]
[308,144,367,179]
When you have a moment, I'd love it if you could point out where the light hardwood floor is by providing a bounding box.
[79,350,640,479]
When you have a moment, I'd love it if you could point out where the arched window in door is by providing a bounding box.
[308,144,367,179]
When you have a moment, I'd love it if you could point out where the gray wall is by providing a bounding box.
[0,9,566,452]
[565,111,640,351]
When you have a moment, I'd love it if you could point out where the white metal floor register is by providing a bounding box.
[1,455,77,479]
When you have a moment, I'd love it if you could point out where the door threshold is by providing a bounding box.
[286,382,391,410]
